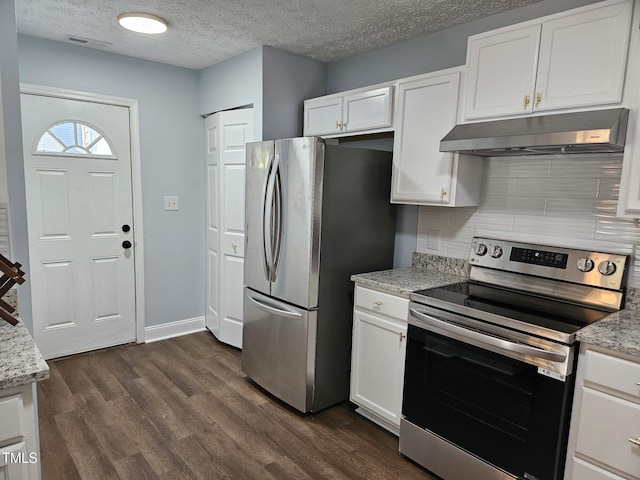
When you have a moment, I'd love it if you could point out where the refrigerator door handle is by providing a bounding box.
[263,152,280,281]
[245,290,303,320]
[271,166,283,279]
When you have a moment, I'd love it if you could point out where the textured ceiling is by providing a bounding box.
[16,0,545,70]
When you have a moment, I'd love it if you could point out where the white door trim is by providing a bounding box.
[19,83,146,344]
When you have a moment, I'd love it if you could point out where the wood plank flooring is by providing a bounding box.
[37,331,436,479]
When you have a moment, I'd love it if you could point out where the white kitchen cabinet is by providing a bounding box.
[303,82,394,137]
[205,108,254,349]
[391,67,482,206]
[0,385,40,480]
[616,0,640,219]
[464,0,632,120]
[565,346,640,479]
[350,286,408,435]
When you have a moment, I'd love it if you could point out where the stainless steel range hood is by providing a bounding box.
[440,108,629,156]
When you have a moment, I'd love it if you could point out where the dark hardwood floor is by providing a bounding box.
[37,331,436,479]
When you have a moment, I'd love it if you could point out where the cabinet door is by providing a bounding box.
[350,309,407,427]
[205,115,221,337]
[391,71,459,204]
[342,86,393,133]
[566,456,627,480]
[304,96,343,136]
[205,108,254,349]
[535,0,632,112]
[464,25,541,120]
[0,442,29,480]
[574,388,640,478]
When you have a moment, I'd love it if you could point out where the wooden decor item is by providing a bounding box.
[0,253,25,326]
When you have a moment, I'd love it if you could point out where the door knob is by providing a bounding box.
[122,240,132,249]
[122,224,131,233]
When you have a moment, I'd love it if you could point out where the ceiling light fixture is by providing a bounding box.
[117,12,168,34]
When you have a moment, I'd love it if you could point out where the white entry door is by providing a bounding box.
[21,94,136,359]
[205,108,254,348]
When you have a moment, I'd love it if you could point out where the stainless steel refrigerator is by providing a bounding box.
[242,137,396,413]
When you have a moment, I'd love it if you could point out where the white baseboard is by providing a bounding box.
[144,316,206,343]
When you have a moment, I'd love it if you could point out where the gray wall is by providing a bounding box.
[197,46,264,137]
[18,35,204,328]
[326,0,603,267]
[261,46,327,140]
[198,45,327,140]
[1,1,32,330]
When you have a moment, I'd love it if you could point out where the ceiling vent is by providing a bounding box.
[66,35,112,49]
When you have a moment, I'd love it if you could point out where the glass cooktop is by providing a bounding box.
[411,281,611,340]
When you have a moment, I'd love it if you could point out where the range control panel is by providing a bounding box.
[469,237,627,290]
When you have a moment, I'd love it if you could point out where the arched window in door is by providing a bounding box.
[35,121,115,157]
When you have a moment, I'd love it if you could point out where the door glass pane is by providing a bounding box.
[36,121,114,157]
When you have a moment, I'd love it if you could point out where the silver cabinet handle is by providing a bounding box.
[629,438,640,447]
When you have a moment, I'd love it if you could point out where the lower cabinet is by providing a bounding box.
[565,346,640,479]
[0,385,40,480]
[350,286,408,435]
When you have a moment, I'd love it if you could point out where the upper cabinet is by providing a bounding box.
[303,82,394,137]
[464,0,633,121]
[391,67,482,206]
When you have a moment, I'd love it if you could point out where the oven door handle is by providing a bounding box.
[409,308,567,364]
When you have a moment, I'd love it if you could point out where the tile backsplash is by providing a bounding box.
[417,154,640,287]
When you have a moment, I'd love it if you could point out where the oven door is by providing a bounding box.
[403,303,576,480]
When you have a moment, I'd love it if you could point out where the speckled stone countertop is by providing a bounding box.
[351,267,466,298]
[0,320,49,389]
[355,253,640,358]
[576,289,640,358]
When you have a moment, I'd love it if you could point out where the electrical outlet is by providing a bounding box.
[164,195,179,211]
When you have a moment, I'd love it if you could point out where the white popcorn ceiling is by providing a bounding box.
[16,0,544,70]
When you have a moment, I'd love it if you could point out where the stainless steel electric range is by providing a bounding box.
[400,237,628,480]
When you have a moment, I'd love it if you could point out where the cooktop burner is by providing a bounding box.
[412,281,610,338]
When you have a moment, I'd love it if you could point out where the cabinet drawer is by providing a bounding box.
[584,350,640,398]
[0,395,24,444]
[355,286,408,321]
[567,456,626,480]
[575,387,640,477]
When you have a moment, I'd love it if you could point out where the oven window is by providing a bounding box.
[403,325,574,480]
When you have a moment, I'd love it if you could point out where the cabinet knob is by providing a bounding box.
[440,188,447,199]
[231,243,237,254]
[399,332,406,342]
[535,92,542,107]
[629,438,640,447]
[373,300,383,306]
[523,95,530,109]
[336,120,341,130]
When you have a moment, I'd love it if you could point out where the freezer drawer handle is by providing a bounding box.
[245,292,302,320]
[409,307,566,364]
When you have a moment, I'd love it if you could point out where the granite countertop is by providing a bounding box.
[353,255,640,359]
[577,308,640,358]
[0,320,49,389]
[351,267,467,298]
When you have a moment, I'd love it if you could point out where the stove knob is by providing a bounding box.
[474,243,488,256]
[598,260,617,276]
[490,246,503,258]
[576,258,595,273]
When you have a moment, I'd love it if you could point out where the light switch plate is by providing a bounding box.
[164,195,179,211]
